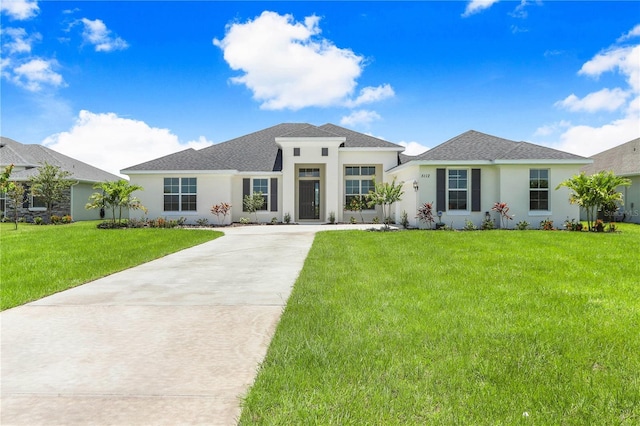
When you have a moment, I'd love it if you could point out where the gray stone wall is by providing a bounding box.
[2,187,71,223]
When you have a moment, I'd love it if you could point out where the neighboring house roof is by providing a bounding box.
[408,130,589,162]
[581,138,640,177]
[123,123,404,173]
[0,136,121,182]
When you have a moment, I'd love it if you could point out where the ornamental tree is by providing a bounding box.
[28,162,75,224]
[367,178,404,228]
[86,179,145,226]
[556,171,630,231]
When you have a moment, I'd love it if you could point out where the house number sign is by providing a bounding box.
[421,173,431,178]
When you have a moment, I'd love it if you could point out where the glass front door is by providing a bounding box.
[299,180,320,220]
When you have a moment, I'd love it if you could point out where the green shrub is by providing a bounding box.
[350,216,357,224]
[540,218,554,230]
[33,217,43,225]
[284,213,291,224]
[239,217,250,225]
[328,211,335,224]
[400,210,409,229]
[481,218,494,230]
[196,218,209,226]
[516,220,530,230]
[464,219,477,231]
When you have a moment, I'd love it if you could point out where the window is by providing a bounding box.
[322,147,328,156]
[30,194,46,209]
[448,169,468,210]
[253,178,269,210]
[299,168,320,177]
[0,191,6,215]
[530,169,549,210]
[293,147,300,156]
[345,166,376,206]
[164,177,197,212]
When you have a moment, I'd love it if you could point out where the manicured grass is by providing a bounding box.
[0,221,222,310]
[240,224,640,425]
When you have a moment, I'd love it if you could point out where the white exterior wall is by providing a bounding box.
[497,164,581,229]
[129,173,234,225]
[390,162,583,229]
[339,150,400,223]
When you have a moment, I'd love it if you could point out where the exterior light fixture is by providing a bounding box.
[485,211,491,220]
[413,180,419,192]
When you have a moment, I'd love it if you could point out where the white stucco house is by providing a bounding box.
[121,123,591,228]
[581,137,639,224]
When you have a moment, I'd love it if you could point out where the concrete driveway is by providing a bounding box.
[1,224,377,425]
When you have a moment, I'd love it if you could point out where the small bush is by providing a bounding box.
[34,217,43,225]
[50,215,61,224]
[350,216,357,224]
[481,218,495,230]
[284,213,291,224]
[328,211,335,224]
[464,219,477,231]
[270,217,278,225]
[61,215,72,224]
[126,218,147,228]
[400,210,409,229]
[372,216,380,224]
[516,220,530,230]
[196,218,209,226]
[564,219,583,231]
[593,219,605,232]
[540,218,554,230]
[239,217,250,225]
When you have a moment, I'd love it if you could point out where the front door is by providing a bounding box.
[299,180,320,220]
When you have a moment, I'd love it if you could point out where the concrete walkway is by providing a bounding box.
[1,224,378,425]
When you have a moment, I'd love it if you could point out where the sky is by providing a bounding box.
[1,0,639,177]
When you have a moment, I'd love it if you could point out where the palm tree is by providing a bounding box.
[557,171,630,231]
[86,180,145,225]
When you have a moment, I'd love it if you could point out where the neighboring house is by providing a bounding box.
[0,137,121,222]
[123,124,591,229]
[390,130,591,228]
[580,138,640,224]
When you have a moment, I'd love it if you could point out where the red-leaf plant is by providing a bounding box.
[492,202,513,229]
[417,202,436,229]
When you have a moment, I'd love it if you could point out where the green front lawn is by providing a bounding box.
[0,221,222,310]
[240,224,640,424]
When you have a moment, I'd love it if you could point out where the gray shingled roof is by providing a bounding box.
[318,123,404,148]
[581,138,639,176]
[0,137,121,182]
[408,130,589,162]
[123,123,403,173]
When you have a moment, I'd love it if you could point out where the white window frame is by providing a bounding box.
[252,178,269,211]
[529,169,550,213]
[163,177,197,212]
[447,169,469,212]
[345,166,376,209]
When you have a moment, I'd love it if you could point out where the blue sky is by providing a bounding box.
[1,0,639,176]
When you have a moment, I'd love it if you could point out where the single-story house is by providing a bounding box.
[580,137,639,224]
[122,123,591,229]
[0,136,121,222]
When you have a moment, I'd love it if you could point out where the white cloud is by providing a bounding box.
[534,120,571,137]
[42,110,212,177]
[213,11,393,111]
[340,110,381,127]
[555,107,640,157]
[80,18,129,52]
[555,88,630,113]
[544,25,640,156]
[0,0,39,20]
[398,141,429,156]
[617,24,640,43]
[579,45,640,92]
[462,0,499,17]
[11,58,65,91]
[1,27,41,54]
[344,84,395,108]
